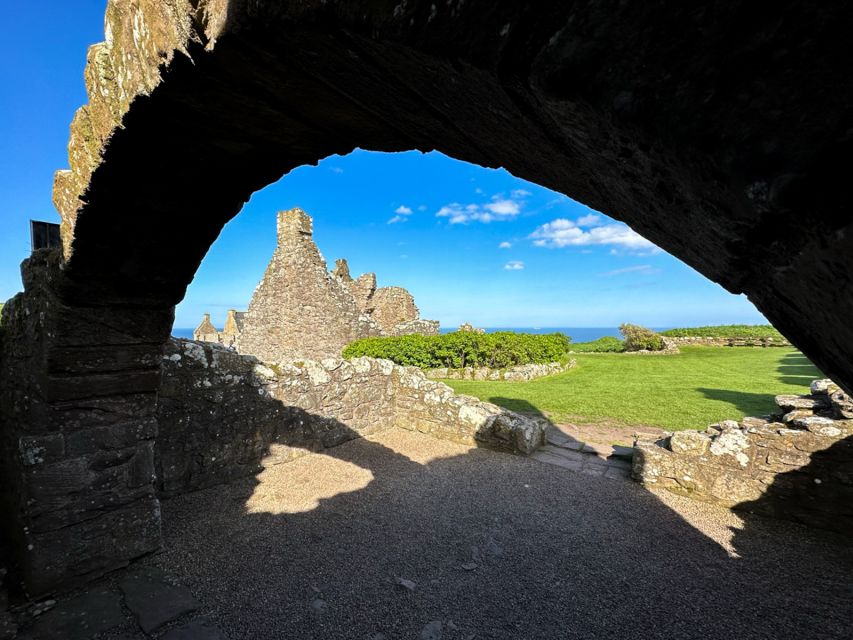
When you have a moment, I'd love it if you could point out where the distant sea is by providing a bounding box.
[171,327,669,343]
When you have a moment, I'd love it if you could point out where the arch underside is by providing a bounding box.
[2,0,852,593]
[59,2,853,389]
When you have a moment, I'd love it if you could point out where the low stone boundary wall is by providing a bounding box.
[632,379,853,535]
[425,360,575,381]
[663,335,791,347]
[157,339,546,496]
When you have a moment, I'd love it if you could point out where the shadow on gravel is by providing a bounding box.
[138,420,852,640]
[15,384,852,639]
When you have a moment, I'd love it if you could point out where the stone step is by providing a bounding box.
[531,444,632,479]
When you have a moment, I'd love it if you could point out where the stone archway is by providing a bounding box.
[2,0,852,593]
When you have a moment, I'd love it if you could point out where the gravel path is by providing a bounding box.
[134,429,851,639]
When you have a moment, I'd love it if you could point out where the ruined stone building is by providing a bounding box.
[192,309,245,347]
[193,208,438,361]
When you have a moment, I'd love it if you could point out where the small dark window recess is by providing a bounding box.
[30,220,61,252]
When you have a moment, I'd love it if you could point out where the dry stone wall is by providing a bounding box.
[157,339,547,496]
[426,361,576,382]
[664,336,791,347]
[632,379,853,535]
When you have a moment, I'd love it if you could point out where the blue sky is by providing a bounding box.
[0,2,768,331]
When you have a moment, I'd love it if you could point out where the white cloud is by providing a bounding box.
[330,167,344,174]
[485,199,521,216]
[576,214,600,227]
[388,204,415,224]
[599,264,661,277]
[504,260,525,271]
[529,217,658,252]
[499,241,512,249]
[511,189,532,198]
[437,192,528,224]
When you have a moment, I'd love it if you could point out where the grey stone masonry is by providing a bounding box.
[157,339,547,496]
[426,360,576,382]
[236,209,375,362]
[0,251,163,595]
[198,208,438,360]
[632,379,853,535]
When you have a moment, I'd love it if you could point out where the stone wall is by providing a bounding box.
[632,379,853,535]
[349,272,376,315]
[195,209,438,359]
[0,563,14,639]
[370,287,419,333]
[236,209,381,362]
[426,360,576,382]
[0,251,164,595]
[664,336,791,347]
[157,339,547,496]
[387,319,440,337]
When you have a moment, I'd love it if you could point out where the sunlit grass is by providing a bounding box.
[444,347,821,431]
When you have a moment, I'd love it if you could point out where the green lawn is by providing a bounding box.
[444,347,822,431]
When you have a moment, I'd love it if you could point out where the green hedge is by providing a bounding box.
[570,336,626,353]
[342,331,570,369]
[660,324,785,340]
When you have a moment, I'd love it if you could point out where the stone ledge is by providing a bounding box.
[632,379,853,535]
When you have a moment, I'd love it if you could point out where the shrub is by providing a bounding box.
[570,336,625,353]
[342,331,570,369]
[619,323,666,351]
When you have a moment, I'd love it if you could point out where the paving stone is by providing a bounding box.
[579,465,605,477]
[30,589,125,640]
[610,445,635,460]
[604,466,631,480]
[530,450,583,471]
[119,569,200,634]
[581,442,614,459]
[605,458,632,471]
[539,445,586,461]
[545,429,584,451]
[160,619,227,639]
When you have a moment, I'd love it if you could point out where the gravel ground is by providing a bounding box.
[116,430,852,639]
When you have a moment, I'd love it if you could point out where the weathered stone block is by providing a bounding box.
[670,431,711,456]
[45,369,161,402]
[21,496,162,595]
[708,428,753,468]
[19,433,66,466]
[775,394,830,411]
